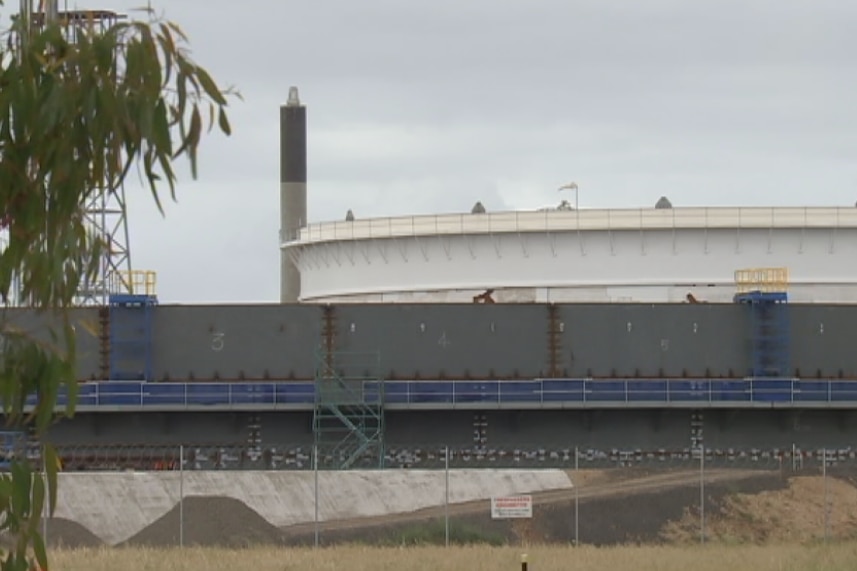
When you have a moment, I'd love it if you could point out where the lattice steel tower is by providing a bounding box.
[25,1,145,306]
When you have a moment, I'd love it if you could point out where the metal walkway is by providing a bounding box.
[26,377,857,412]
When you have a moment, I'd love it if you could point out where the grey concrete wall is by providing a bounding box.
[789,305,857,378]
[46,411,313,447]
[384,409,857,451]
[151,304,322,380]
[3,301,857,383]
[1,307,102,380]
[42,409,857,460]
[333,304,549,379]
[557,304,749,377]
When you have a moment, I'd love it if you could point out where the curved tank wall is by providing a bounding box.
[284,207,857,304]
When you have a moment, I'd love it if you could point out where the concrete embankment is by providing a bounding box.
[53,469,573,546]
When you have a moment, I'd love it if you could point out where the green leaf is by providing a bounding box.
[153,99,172,155]
[43,445,59,517]
[28,473,44,535]
[218,106,231,136]
[32,530,47,571]
[9,462,30,524]
[195,66,227,106]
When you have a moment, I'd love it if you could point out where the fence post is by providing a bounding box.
[445,445,450,547]
[574,446,579,546]
[700,444,705,544]
[314,443,320,548]
[179,444,184,548]
[823,448,829,542]
[42,450,47,546]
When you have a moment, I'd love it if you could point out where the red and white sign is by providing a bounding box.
[491,495,533,519]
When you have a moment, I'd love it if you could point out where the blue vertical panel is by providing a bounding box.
[409,381,454,404]
[96,381,145,406]
[454,381,499,404]
[229,383,275,405]
[751,379,792,402]
[75,383,98,407]
[711,380,752,402]
[143,383,186,406]
[499,381,543,403]
[586,380,628,402]
[274,381,314,405]
[830,381,857,402]
[668,380,711,402]
[626,380,668,403]
[183,383,229,406]
[542,379,584,402]
[109,294,157,381]
[734,292,789,378]
[382,382,410,404]
[791,380,828,402]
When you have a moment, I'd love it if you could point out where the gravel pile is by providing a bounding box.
[120,496,285,548]
[1,518,103,550]
[45,518,105,549]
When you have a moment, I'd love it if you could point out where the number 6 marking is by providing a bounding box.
[212,333,225,352]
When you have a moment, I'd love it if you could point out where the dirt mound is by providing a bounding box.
[663,474,857,544]
[45,518,105,549]
[279,470,786,547]
[120,496,285,548]
[0,518,103,550]
[560,471,786,545]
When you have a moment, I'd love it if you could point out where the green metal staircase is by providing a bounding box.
[313,351,385,470]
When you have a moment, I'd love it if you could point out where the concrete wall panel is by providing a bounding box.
[2,307,102,380]
[557,304,747,378]
[152,304,322,380]
[332,304,548,379]
[5,301,857,384]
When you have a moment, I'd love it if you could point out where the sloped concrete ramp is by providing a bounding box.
[54,469,572,546]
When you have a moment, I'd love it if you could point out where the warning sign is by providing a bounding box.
[490,495,533,519]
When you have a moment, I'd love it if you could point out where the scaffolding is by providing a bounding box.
[733,267,790,377]
[313,351,385,470]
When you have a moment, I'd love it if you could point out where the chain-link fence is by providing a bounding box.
[33,441,836,472]
[30,443,857,549]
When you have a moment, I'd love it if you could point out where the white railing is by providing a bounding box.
[283,206,857,246]
[25,378,857,411]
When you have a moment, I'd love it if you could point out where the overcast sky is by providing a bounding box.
[11,1,857,303]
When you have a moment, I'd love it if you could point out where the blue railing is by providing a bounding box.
[20,378,857,410]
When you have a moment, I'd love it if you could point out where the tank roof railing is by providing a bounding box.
[283,206,857,247]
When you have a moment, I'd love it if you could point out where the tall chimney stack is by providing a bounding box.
[280,87,307,303]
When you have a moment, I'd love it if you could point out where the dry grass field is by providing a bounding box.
[48,544,857,571]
